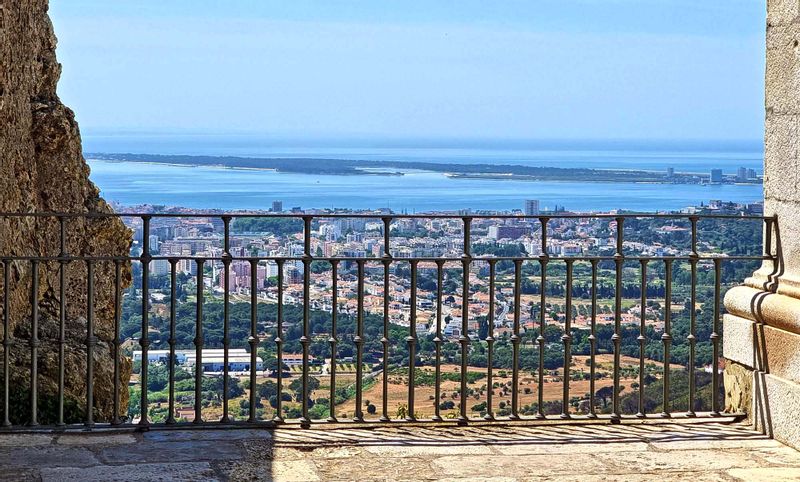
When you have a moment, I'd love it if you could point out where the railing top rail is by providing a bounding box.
[0,212,773,220]
[0,255,772,262]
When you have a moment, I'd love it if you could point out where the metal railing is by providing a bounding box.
[0,212,775,430]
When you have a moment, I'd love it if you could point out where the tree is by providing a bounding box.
[478,316,490,341]
[266,358,289,377]
[596,386,614,408]
[256,380,278,400]
[269,393,293,409]
[289,377,320,402]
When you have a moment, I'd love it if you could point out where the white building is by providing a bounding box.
[132,348,262,372]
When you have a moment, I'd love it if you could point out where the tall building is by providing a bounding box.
[710,169,724,183]
[209,217,225,233]
[488,226,529,240]
[747,168,757,180]
[524,199,540,216]
[148,234,160,253]
[271,200,283,212]
[737,167,748,182]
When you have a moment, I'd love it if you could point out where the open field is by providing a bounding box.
[135,351,686,423]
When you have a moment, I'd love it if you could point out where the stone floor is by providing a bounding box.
[1,421,800,481]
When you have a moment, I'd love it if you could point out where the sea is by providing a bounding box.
[83,135,764,213]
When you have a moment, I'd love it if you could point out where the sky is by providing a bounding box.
[50,1,766,143]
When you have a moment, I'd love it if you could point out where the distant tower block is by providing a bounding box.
[272,200,283,212]
[737,167,748,182]
[524,199,540,216]
[710,169,723,184]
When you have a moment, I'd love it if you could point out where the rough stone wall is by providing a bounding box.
[0,1,132,423]
[723,360,753,416]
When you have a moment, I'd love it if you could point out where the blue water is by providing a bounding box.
[83,136,764,212]
[87,158,764,214]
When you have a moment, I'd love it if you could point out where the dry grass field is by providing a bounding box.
[140,351,681,422]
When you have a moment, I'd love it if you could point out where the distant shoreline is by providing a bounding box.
[86,153,762,186]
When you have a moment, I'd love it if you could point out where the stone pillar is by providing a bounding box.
[723,0,800,450]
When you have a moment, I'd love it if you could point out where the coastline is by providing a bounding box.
[86,153,762,186]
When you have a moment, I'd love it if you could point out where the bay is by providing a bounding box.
[87,158,764,213]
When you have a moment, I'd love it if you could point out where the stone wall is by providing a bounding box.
[722,0,800,451]
[750,0,800,296]
[0,1,132,423]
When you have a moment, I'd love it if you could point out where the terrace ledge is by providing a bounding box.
[724,285,800,335]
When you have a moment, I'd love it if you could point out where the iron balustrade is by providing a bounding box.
[0,212,776,430]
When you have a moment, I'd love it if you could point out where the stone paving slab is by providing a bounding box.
[0,434,53,447]
[0,445,100,468]
[143,428,272,442]
[0,421,799,481]
[0,468,40,481]
[56,433,137,445]
[39,462,217,481]
[96,439,246,464]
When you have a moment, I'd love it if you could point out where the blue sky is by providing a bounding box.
[50,1,766,142]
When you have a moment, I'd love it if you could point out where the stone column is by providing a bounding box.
[723,0,800,450]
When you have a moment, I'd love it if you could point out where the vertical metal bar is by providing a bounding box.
[561,259,573,419]
[29,260,39,426]
[139,215,151,426]
[637,259,648,418]
[112,260,123,425]
[510,259,522,421]
[687,216,699,417]
[536,256,547,419]
[765,217,772,259]
[221,217,232,423]
[690,216,699,258]
[540,217,549,256]
[194,258,204,424]
[611,217,624,421]
[274,259,285,423]
[767,216,778,263]
[30,260,43,427]
[711,258,722,417]
[536,216,549,419]
[166,259,177,425]
[248,259,259,423]
[300,216,312,427]
[380,257,391,422]
[588,259,598,418]
[382,217,392,261]
[380,216,393,423]
[432,259,445,422]
[459,217,472,423]
[328,260,339,422]
[57,216,67,426]
[406,260,418,421]
[2,260,10,427]
[85,260,95,428]
[484,259,495,421]
[687,257,698,417]
[354,259,366,422]
[661,258,673,418]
